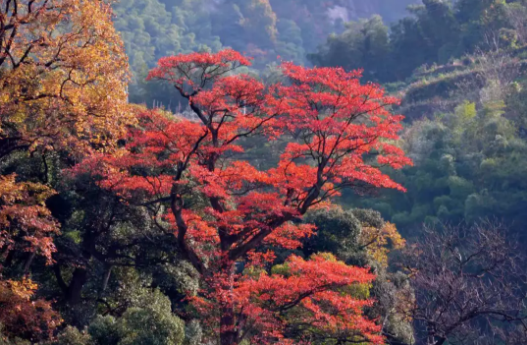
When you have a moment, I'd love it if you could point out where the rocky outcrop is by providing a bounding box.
[332,0,418,22]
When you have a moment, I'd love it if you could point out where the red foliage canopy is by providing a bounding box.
[193,253,383,344]
[74,49,411,344]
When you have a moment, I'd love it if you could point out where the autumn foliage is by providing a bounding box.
[3,1,527,343]
[0,175,61,341]
[0,174,62,341]
[0,278,61,342]
[0,0,132,158]
[193,253,383,344]
[0,1,132,341]
[73,49,411,344]
[0,174,59,265]
[0,175,62,340]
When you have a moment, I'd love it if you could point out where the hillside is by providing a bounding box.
[111,0,527,242]
[112,0,418,106]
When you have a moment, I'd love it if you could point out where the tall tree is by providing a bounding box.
[0,0,132,158]
[76,49,412,344]
[0,1,133,340]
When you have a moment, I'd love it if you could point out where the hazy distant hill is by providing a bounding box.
[113,0,418,105]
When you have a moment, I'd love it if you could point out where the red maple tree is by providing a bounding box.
[75,49,411,344]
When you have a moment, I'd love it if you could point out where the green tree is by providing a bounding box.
[54,289,185,345]
[309,15,392,82]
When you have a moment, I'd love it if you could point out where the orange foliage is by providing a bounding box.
[0,278,61,342]
[0,174,59,265]
[75,50,412,344]
[0,0,133,158]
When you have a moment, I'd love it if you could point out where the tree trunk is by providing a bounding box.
[66,268,88,305]
[101,265,112,292]
[22,251,36,274]
[64,230,97,306]
[220,262,238,345]
[220,306,238,345]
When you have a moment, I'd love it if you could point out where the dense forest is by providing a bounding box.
[113,0,419,107]
[1,1,527,345]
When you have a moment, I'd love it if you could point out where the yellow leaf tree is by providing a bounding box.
[1,2,133,341]
[360,221,406,268]
[0,0,133,158]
